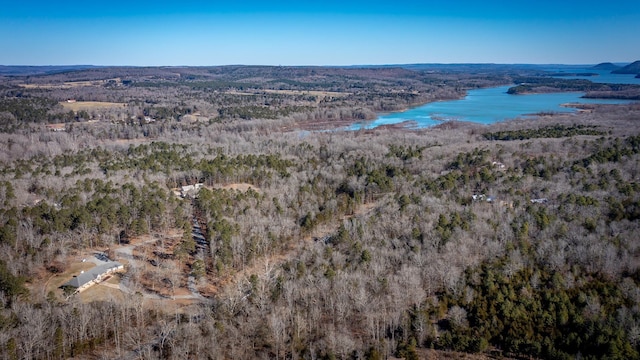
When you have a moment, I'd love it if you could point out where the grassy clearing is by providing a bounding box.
[78,279,125,303]
[60,101,127,111]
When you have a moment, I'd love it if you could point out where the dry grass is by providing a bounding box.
[78,280,125,303]
[60,101,127,111]
[19,78,122,89]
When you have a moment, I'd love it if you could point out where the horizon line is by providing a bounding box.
[1,61,637,68]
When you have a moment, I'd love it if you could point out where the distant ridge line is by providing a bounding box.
[2,62,639,77]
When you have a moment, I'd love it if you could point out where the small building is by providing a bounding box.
[180,183,204,198]
[492,161,506,170]
[530,198,549,204]
[45,124,66,132]
[472,194,495,203]
[62,261,124,294]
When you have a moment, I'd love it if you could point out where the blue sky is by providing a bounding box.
[1,0,639,66]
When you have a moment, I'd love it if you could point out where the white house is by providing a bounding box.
[180,183,204,198]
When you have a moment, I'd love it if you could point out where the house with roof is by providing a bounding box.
[180,183,204,198]
[62,261,124,294]
[530,198,549,204]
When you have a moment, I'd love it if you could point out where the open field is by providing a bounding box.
[78,274,126,303]
[60,100,127,111]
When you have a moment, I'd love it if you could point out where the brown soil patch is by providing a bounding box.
[45,123,67,131]
[172,288,191,296]
[216,183,260,192]
[196,282,218,297]
[125,229,180,246]
[419,348,516,359]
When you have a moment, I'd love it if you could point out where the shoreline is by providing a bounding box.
[291,84,636,132]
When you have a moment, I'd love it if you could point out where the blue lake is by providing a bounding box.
[352,83,637,130]
[350,67,640,130]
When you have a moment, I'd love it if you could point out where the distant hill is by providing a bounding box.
[612,60,640,74]
[0,65,99,76]
[591,62,620,71]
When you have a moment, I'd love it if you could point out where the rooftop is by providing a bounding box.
[63,261,123,288]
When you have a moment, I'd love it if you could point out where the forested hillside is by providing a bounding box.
[0,66,639,359]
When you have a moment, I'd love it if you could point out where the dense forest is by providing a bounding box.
[0,65,639,359]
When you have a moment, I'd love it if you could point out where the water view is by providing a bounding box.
[353,84,636,130]
[547,68,640,85]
